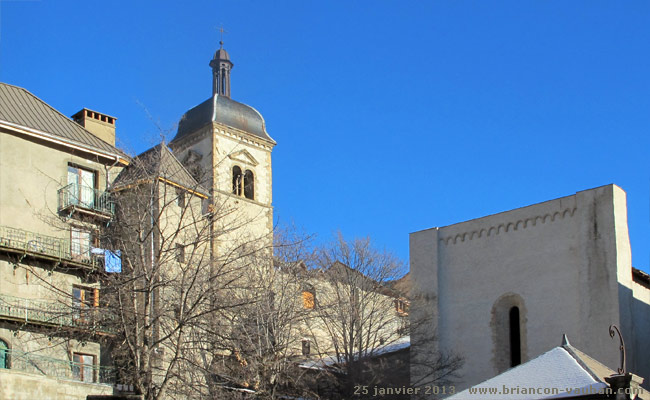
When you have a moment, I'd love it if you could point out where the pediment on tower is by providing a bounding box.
[228,149,259,166]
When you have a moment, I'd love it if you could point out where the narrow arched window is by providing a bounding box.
[244,170,254,200]
[509,306,521,367]
[232,166,242,196]
[0,339,8,369]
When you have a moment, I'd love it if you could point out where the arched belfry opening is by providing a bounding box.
[232,166,255,200]
[491,293,527,373]
[244,170,254,200]
[232,166,243,196]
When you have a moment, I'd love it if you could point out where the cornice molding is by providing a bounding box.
[439,207,577,246]
[213,123,275,151]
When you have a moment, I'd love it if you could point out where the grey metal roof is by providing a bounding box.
[0,82,127,159]
[114,144,208,196]
[172,94,275,144]
[214,48,231,61]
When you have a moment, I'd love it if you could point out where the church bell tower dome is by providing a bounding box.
[172,42,275,144]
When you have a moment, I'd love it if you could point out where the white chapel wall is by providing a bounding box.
[410,184,648,393]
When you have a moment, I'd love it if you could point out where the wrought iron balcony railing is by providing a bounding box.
[0,294,114,333]
[0,348,114,384]
[58,183,114,216]
[0,225,101,269]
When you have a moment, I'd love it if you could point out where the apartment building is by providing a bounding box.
[0,83,128,399]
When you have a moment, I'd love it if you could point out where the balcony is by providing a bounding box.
[58,183,114,219]
[0,225,102,270]
[0,294,114,333]
[0,348,114,384]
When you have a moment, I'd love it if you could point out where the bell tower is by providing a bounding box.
[210,40,233,98]
[172,38,276,246]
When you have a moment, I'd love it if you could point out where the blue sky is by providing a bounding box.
[1,1,649,273]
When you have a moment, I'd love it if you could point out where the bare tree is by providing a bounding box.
[199,227,321,400]
[99,144,277,399]
[307,233,463,399]
[306,233,407,398]
[95,145,325,400]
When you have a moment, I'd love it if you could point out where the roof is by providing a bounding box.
[113,144,208,197]
[633,267,650,289]
[172,94,275,144]
[385,272,411,297]
[214,48,231,61]
[446,338,642,400]
[299,336,410,372]
[321,261,401,298]
[0,82,127,162]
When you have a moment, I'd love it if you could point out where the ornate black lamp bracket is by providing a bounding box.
[609,325,626,374]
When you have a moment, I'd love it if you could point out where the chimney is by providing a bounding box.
[71,108,117,146]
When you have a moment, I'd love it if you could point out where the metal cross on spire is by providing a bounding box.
[217,25,228,48]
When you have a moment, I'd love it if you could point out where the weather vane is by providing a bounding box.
[217,25,228,48]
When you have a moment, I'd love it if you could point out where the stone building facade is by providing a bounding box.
[410,184,650,394]
[169,43,276,252]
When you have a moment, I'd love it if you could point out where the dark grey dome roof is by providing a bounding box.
[172,94,274,143]
[214,48,230,61]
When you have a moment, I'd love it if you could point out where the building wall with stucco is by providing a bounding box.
[0,98,126,398]
[409,184,650,394]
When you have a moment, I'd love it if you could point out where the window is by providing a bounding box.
[67,164,97,208]
[244,170,254,200]
[0,339,8,369]
[202,199,214,218]
[175,243,185,263]
[301,340,311,356]
[72,286,98,322]
[176,187,185,208]
[232,166,243,196]
[302,289,315,309]
[509,306,521,367]
[71,228,92,260]
[72,353,96,382]
[491,293,526,373]
[232,165,255,200]
[394,299,408,314]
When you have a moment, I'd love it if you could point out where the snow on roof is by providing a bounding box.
[447,347,606,400]
[299,336,410,372]
[372,335,410,356]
